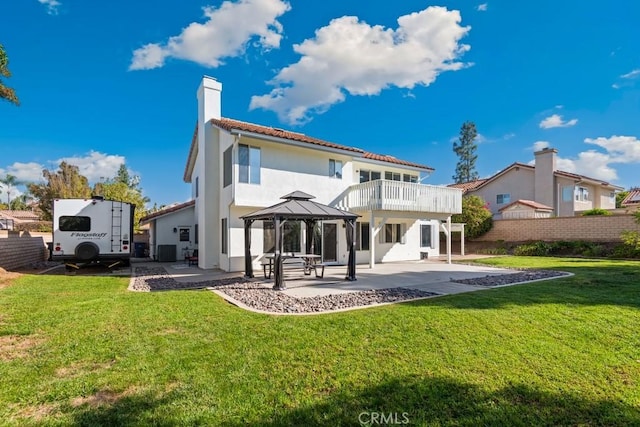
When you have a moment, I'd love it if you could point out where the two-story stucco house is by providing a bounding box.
[148,76,462,272]
[449,148,623,219]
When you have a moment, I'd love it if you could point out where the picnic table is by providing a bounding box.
[262,253,324,279]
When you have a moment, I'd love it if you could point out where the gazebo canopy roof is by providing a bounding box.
[240,192,359,221]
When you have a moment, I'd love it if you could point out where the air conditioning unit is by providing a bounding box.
[156,245,177,262]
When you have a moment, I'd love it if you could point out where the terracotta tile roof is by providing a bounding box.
[448,179,488,193]
[139,200,195,224]
[0,210,40,222]
[621,188,640,206]
[498,199,553,212]
[184,117,434,181]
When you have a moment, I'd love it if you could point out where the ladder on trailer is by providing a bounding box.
[111,201,123,252]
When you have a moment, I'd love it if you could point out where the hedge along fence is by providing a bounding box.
[473,214,640,242]
[0,231,52,271]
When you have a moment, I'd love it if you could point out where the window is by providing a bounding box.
[329,159,343,179]
[382,223,404,244]
[355,222,370,251]
[263,221,301,253]
[420,224,432,248]
[575,187,590,202]
[359,170,381,183]
[239,144,260,184]
[385,171,401,181]
[609,192,616,204]
[223,147,232,187]
[59,216,91,231]
[562,186,573,202]
[179,228,190,242]
[496,194,511,204]
[221,218,227,254]
[403,174,418,183]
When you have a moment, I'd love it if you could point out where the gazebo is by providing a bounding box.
[240,191,360,290]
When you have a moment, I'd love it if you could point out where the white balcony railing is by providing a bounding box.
[346,180,462,214]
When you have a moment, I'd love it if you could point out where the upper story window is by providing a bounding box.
[329,159,343,179]
[385,171,401,181]
[562,186,573,202]
[403,174,418,183]
[195,176,199,197]
[359,170,381,183]
[239,144,260,184]
[575,187,590,202]
[609,192,616,203]
[223,147,232,187]
[496,194,511,205]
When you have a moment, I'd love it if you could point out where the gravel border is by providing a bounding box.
[129,265,438,313]
[451,270,570,287]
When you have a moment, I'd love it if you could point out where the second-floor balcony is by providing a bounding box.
[346,180,462,214]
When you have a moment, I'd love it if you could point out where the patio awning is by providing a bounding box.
[240,192,360,290]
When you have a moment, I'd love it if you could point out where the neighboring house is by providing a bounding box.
[168,76,461,272]
[620,188,640,209]
[499,200,553,219]
[449,148,623,218]
[0,210,40,230]
[139,200,195,261]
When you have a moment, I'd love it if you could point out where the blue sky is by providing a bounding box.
[1,0,639,208]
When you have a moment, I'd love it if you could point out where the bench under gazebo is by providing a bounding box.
[240,191,359,290]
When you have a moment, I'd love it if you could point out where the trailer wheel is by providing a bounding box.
[75,242,99,261]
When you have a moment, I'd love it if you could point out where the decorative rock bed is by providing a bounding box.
[130,266,570,313]
[451,270,570,287]
[130,266,438,313]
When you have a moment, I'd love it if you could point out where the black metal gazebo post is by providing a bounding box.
[243,219,254,278]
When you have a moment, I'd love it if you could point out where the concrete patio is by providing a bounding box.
[152,256,520,298]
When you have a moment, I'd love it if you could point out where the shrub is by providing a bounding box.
[514,242,551,256]
[476,247,508,255]
[451,195,493,239]
[581,208,612,216]
[14,221,53,233]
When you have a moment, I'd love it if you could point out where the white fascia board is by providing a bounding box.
[356,157,433,173]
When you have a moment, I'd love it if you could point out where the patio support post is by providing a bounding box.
[369,211,375,269]
[460,224,465,256]
[345,219,357,281]
[243,219,254,278]
[273,216,285,290]
[446,216,452,264]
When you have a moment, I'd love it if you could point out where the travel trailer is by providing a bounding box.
[51,197,134,268]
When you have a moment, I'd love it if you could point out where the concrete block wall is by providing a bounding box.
[474,215,640,242]
[0,231,51,271]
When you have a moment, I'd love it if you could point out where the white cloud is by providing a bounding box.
[539,114,578,129]
[620,69,640,79]
[38,0,61,15]
[129,0,290,70]
[532,141,550,152]
[476,3,488,11]
[584,135,640,163]
[1,162,46,183]
[250,6,471,124]
[56,151,126,182]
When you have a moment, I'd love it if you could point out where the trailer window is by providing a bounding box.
[59,216,91,231]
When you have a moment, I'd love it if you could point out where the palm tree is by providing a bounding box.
[0,43,19,105]
[0,174,20,205]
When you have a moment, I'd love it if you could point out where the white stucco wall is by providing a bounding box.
[148,206,195,260]
[472,168,535,216]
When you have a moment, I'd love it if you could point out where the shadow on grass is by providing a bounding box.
[231,375,640,426]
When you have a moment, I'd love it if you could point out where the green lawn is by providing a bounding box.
[1,257,639,426]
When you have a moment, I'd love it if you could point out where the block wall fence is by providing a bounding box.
[473,215,640,242]
[0,231,51,271]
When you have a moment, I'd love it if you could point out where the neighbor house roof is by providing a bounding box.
[0,210,40,222]
[447,162,623,194]
[139,200,195,224]
[621,188,640,207]
[184,118,433,182]
[498,199,553,212]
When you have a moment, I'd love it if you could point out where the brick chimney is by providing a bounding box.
[534,147,557,208]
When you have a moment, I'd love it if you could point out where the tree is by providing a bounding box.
[0,174,20,205]
[451,195,493,238]
[93,164,150,230]
[452,121,479,184]
[616,190,629,209]
[28,162,92,220]
[0,43,19,105]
